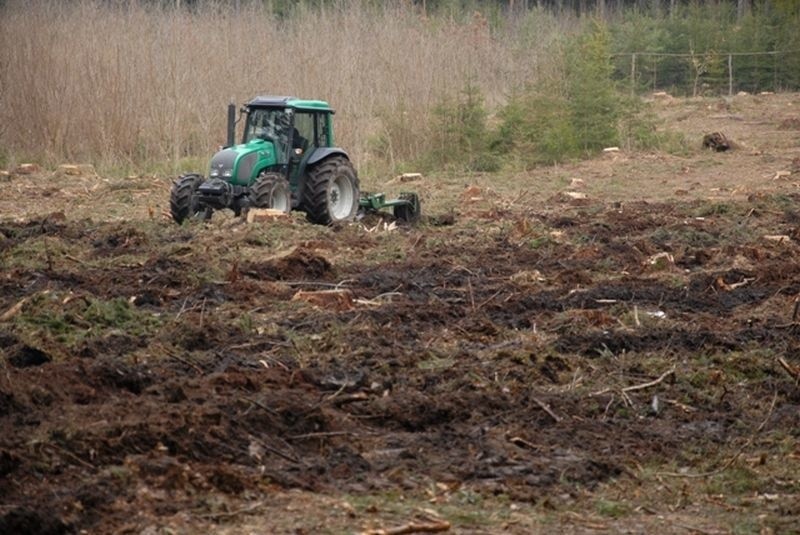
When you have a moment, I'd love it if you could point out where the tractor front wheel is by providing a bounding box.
[249,172,291,213]
[170,174,205,224]
[303,156,360,225]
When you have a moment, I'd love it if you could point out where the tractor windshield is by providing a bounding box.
[243,108,291,159]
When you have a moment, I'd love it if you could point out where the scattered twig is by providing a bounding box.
[531,396,562,423]
[226,340,292,351]
[41,442,95,471]
[620,390,634,407]
[476,289,504,311]
[778,357,800,382]
[288,431,354,441]
[589,366,675,398]
[250,437,300,464]
[621,366,676,393]
[331,392,370,406]
[162,346,203,374]
[174,297,190,320]
[602,395,615,421]
[242,396,280,416]
[361,520,451,535]
[325,383,349,402]
[63,254,86,265]
[445,263,478,277]
[282,281,351,288]
[662,398,697,413]
[355,292,404,306]
[197,500,266,520]
[507,435,538,450]
[467,278,476,312]
[0,297,28,321]
[673,522,717,535]
[658,391,777,479]
[199,297,207,329]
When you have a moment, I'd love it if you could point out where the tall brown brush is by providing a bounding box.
[0,0,574,174]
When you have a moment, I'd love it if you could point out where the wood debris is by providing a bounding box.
[763,234,791,243]
[394,172,423,183]
[14,163,41,175]
[361,520,451,535]
[461,185,483,203]
[292,289,354,312]
[1,297,28,321]
[247,208,290,223]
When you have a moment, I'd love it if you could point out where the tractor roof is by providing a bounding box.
[246,96,334,113]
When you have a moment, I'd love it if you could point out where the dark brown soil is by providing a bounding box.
[2,192,800,533]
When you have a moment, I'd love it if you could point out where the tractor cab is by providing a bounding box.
[242,106,308,166]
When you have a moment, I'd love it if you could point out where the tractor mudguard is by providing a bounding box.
[306,147,349,166]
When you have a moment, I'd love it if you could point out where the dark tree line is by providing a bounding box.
[411,0,798,18]
[119,0,799,18]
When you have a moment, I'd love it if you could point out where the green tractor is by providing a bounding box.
[169,96,420,225]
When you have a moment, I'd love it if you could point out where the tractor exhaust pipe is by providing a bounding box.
[226,102,236,148]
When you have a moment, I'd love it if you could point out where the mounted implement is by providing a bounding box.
[170,96,420,225]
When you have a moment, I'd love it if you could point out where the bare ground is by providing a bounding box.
[1,92,800,534]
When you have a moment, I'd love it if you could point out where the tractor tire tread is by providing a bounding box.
[170,173,203,224]
[249,172,291,212]
[302,156,359,225]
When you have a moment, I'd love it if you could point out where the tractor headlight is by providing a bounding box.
[209,169,219,178]
[222,169,233,178]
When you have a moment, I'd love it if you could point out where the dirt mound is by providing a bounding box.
[242,246,333,281]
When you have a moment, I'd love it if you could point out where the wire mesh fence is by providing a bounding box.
[612,49,800,96]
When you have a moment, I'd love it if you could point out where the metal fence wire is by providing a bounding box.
[612,49,800,96]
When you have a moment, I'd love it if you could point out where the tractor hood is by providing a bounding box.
[208,139,277,186]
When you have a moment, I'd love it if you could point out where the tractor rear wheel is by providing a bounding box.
[170,174,205,224]
[303,156,360,225]
[249,171,291,213]
[393,192,421,224]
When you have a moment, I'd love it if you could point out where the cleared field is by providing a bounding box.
[1,93,800,534]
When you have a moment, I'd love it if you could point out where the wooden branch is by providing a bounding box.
[361,520,451,535]
[42,442,95,471]
[161,346,203,374]
[251,438,300,464]
[531,396,562,423]
[288,431,354,441]
[242,396,280,416]
[0,297,28,321]
[778,357,800,382]
[331,392,370,406]
[621,367,676,393]
[507,435,538,450]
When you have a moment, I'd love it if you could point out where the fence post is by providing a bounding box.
[728,54,733,96]
[630,53,637,95]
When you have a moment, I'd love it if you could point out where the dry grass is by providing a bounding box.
[0,0,575,174]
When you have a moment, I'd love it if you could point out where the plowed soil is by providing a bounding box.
[2,93,800,534]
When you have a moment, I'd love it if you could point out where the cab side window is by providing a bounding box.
[316,113,329,147]
[294,112,315,151]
